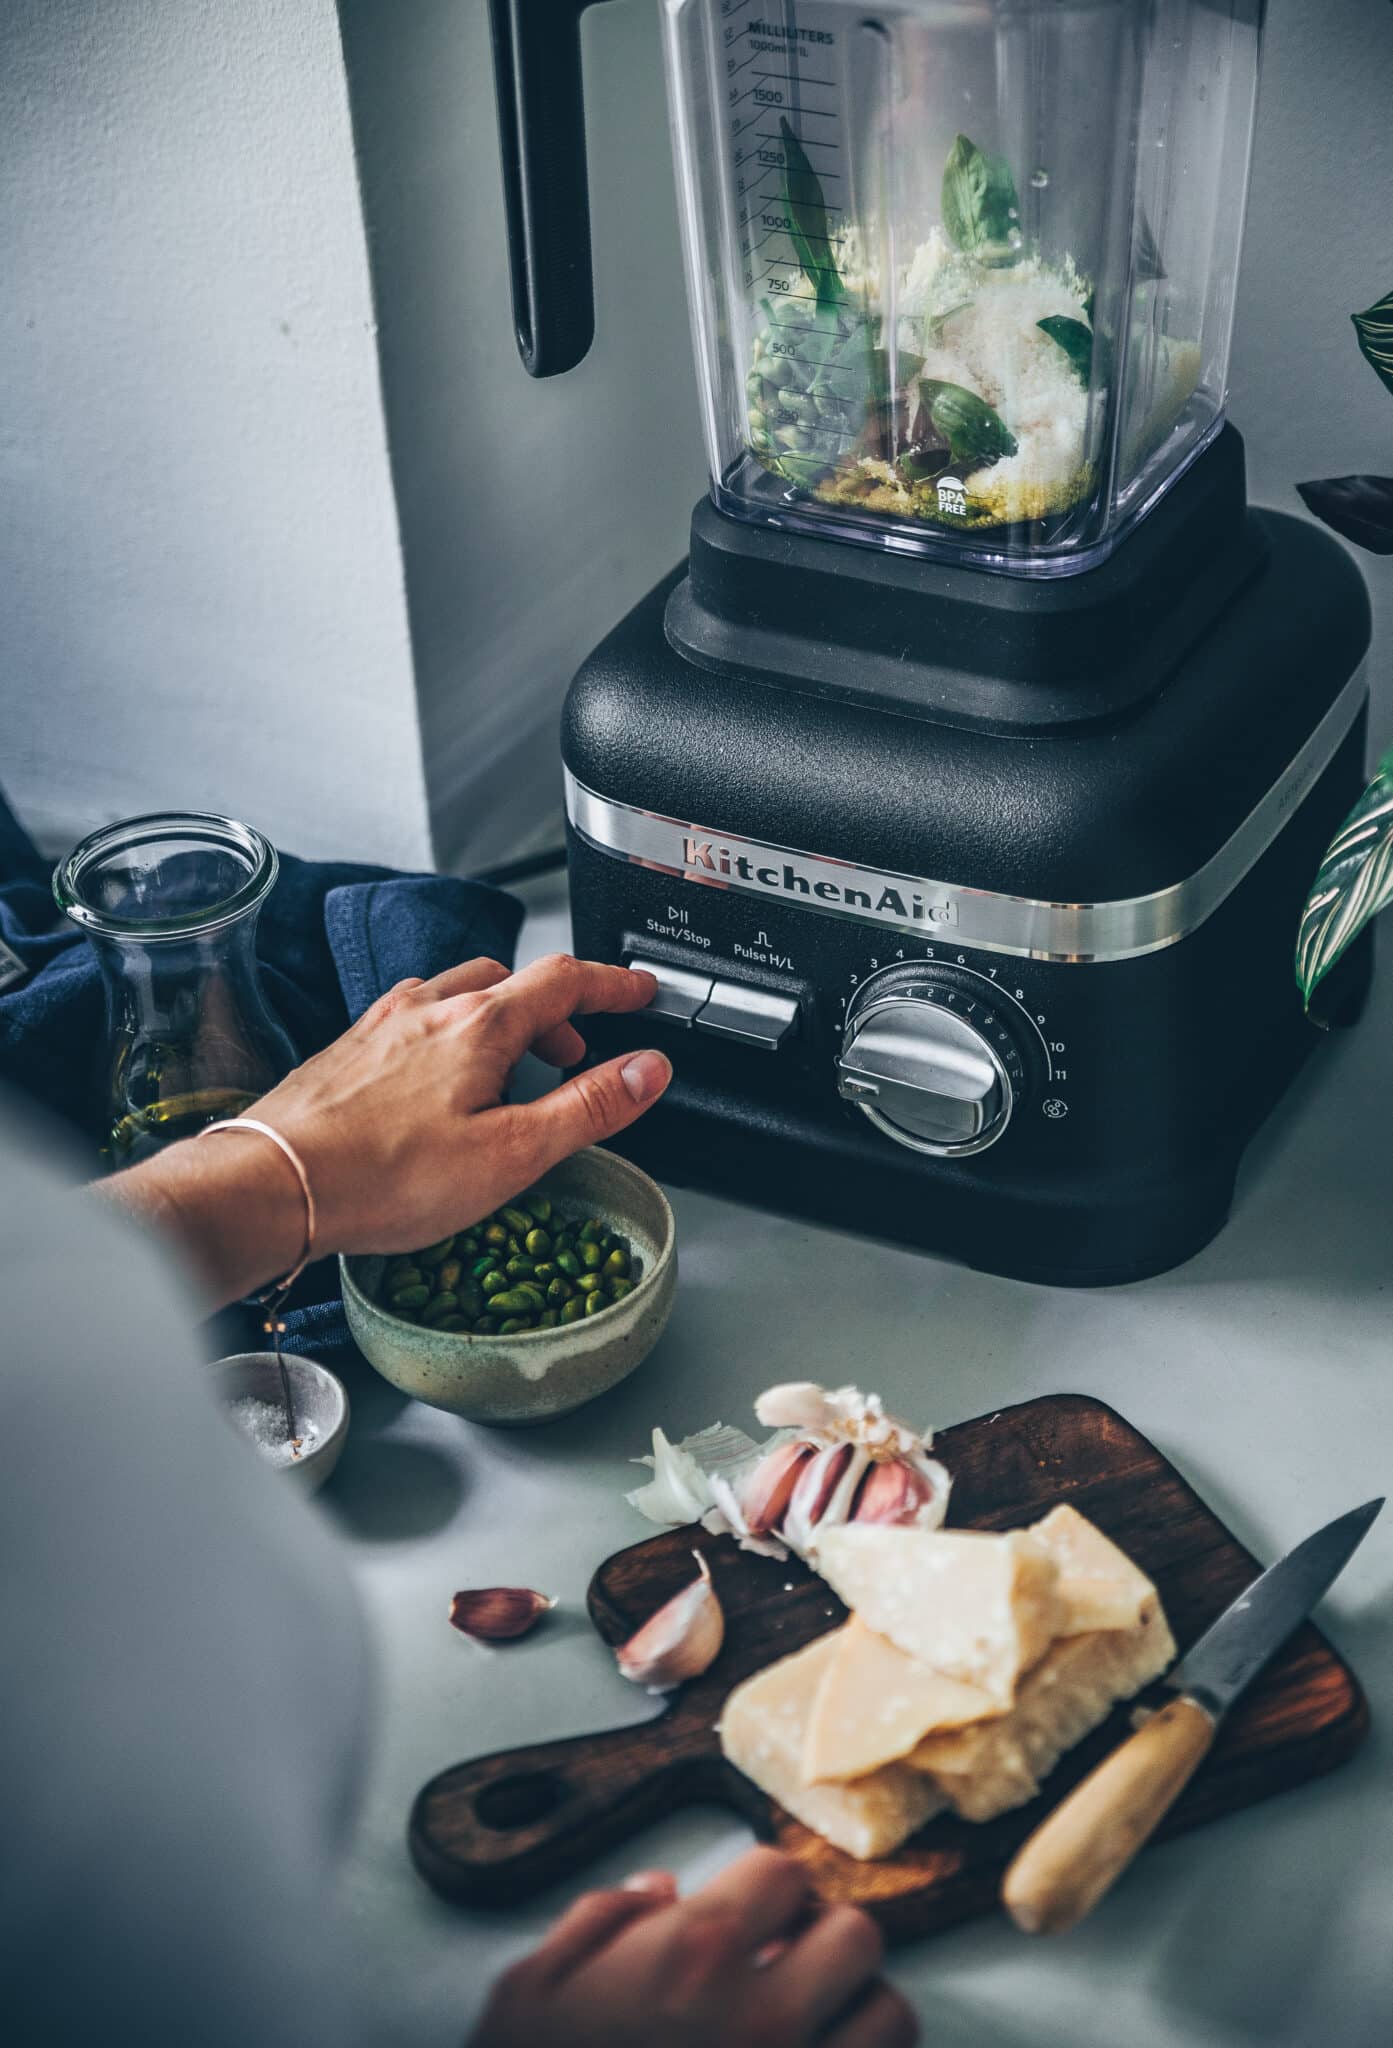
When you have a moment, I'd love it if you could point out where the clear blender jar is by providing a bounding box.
[662,0,1263,573]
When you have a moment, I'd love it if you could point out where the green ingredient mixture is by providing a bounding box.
[746,124,1198,535]
[375,1190,641,1338]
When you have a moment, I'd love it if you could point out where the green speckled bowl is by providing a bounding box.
[340,1148,677,1426]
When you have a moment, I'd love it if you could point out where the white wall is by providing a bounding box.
[0,0,433,870]
[337,0,707,874]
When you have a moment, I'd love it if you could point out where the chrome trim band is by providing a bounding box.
[564,668,1366,966]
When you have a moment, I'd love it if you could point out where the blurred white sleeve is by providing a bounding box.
[0,1098,378,2046]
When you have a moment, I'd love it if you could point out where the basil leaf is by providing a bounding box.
[1036,316,1094,383]
[941,134,1020,260]
[918,379,1018,469]
[1296,475,1393,554]
[1296,743,1393,1010]
[779,116,844,310]
[1351,289,1393,400]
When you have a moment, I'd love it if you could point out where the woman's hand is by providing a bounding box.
[95,953,669,1305]
[251,953,667,1256]
[470,1848,918,2048]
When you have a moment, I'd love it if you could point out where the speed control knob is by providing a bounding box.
[837,966,1026,1157]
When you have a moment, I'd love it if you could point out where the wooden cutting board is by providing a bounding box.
[409,1394,1368,1938]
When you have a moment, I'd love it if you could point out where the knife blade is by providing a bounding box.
[1002,1496,1383,1934]
[1170,1496,1383,1721]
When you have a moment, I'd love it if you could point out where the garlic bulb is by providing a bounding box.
[615,1551,725,1693]
[624,1383,951,1564]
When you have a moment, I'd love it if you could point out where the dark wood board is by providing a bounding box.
[409,1394,1368,1939]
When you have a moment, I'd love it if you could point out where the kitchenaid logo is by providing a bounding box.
[682,837,958,926]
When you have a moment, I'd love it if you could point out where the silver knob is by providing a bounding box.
[838,991,1013,1157]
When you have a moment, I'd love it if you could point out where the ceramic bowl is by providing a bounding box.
[211,1351,350,1493]
[340,1148,677,1425]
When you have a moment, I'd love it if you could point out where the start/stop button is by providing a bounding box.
[627,958,798,1051]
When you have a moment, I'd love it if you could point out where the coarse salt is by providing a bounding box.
[228,1394,321,1468]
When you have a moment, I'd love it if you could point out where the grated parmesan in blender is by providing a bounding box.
[744,129,1199,539]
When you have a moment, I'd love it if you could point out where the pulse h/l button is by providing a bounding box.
[626,958,798,1051]
[695,980,798,1050]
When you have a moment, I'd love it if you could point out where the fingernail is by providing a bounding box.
[620,1050,671,1103]
[621,1870,677,1896]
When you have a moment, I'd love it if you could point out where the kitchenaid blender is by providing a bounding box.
[489,0,1371,1283]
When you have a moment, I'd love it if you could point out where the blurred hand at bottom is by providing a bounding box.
[469,1847,918,2048]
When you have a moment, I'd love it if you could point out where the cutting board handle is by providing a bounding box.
[409,1712,724,1904]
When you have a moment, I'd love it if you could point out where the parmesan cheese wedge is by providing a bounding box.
[801,1615,1000,1785]
[813,1526,1062,1705]
[1029,1504,1161,1636]
[909,1609,1177,1822]
[719,1632,944,1860]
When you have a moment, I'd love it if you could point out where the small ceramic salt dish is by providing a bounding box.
[211,1351,350,1494]
[341,1147,676,1426]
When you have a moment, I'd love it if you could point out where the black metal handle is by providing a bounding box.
[488,0,616,378]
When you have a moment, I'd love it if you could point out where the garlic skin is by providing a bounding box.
[616,1551,725,1693]
[449,1587,556,1642]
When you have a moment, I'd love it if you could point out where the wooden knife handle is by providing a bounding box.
[1002,1696,1216,1935]
[408,1713,717,1905]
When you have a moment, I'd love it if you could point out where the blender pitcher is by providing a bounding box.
[489,0,1263,572]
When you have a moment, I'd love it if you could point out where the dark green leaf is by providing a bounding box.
[918,379,1018,470]
[1296,476,1393,555]
[1036,316,1095,383]
[1296,745,1393,1009]
[779,116,844,310]
[941,135,1020,260]
[867,344,924,410]
[1351,289,1393,400]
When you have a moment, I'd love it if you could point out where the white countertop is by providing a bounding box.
[326,880,1392,2048]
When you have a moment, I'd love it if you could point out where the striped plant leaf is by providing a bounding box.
[1351,289,1393,399]
[1296,746,1393,1009]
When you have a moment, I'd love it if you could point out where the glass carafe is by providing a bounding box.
[53,812,296,1167]
[490,0,1264,576]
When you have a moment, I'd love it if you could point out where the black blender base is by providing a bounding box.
[602,1082,1239,1289]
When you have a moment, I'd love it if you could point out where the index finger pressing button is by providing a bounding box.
[625,956,713,1027]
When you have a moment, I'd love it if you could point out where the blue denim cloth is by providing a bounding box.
[0,786,523,1355]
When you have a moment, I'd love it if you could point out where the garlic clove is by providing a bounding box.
[739,1437,816,1536]
[782,1441,872,1556]
[853,1457,939,1525]
[449,1586,556,1642]
[615,1551,725,1693]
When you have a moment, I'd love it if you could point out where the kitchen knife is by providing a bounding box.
[1002,1497,1383,1934]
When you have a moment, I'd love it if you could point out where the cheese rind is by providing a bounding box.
[813,1527,1062,1705]
[802,1615,1000,1785]
[1029,1504,1160,1636]
[908,1608,1177,1821]
[719,1633,944,1860]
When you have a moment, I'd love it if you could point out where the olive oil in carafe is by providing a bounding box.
[104,1087,259,1168]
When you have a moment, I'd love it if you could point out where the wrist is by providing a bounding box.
[95,1126,310,1308]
